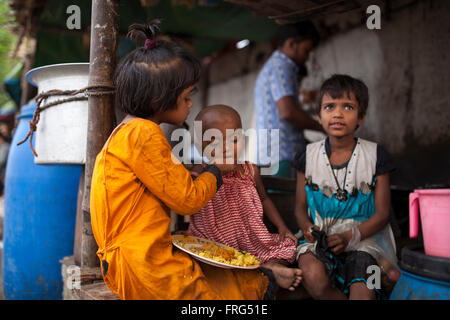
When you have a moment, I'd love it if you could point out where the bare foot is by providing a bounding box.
[262,261,302,291]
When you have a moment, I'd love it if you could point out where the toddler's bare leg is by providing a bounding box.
[298,252,347,300]
[261,259,302,292]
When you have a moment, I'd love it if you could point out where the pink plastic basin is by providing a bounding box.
[410,189,450,258]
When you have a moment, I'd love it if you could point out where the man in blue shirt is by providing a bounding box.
[254,21,323,178]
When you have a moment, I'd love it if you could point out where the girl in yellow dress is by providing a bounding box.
[90,20,269,300]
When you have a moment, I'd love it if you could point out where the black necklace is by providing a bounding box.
[325,138,358,202]
[330,163,349,202]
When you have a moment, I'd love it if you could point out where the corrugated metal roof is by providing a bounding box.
[224,0,363,24]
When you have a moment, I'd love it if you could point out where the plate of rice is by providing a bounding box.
[172,234,260,269]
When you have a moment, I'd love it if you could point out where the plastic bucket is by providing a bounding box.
[409,189,450,258]
[25,63,89,164]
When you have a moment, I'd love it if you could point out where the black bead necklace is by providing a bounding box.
[329,162,349,202]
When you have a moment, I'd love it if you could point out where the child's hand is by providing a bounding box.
[327,231,351,255]
[278,226,298,246]
[303,225,319,243]
[190,164,204,176]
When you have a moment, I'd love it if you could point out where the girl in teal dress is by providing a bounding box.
[294,75,400,300]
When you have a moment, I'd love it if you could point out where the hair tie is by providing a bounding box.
[145,38,156,49]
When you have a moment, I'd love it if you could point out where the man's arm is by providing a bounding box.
[276,96,323,131]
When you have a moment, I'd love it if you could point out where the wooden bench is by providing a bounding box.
[261,176,298,234]
[61,256,119,300]
[78,282,120,300]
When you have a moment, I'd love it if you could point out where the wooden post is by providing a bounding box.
[73,167,85,266]
[80,0,119,268]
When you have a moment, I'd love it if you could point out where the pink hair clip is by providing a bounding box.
[144,38,156,49]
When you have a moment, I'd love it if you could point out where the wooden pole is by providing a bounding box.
[73,167,84,266]
[80,0,119,268]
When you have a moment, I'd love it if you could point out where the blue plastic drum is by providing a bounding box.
[390,244,450,300]
[391,270,450,300]
[2,102,82,299]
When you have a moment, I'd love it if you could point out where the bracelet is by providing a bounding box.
[345,226,361,251]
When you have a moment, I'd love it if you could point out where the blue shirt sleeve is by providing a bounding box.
[270,57,298,102]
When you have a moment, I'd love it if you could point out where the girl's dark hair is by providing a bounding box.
[114,19,201,118]
[316,74,369,118]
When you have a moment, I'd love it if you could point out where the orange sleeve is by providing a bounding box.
[131,132,219,215]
